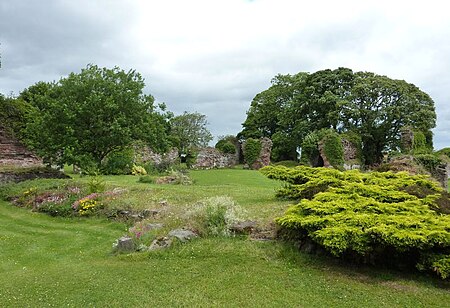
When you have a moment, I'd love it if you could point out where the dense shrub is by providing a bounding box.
[243,138,262,168]
[274,160,299,167]
[414,154,445,173]
[215,135,238,154]
[101,148,134,175]
[436,147,450,159]
[261,165,450,279]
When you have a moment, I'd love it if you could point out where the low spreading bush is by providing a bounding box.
[261,165,450,279]
[131,164,147,176]
[274,160,299,167]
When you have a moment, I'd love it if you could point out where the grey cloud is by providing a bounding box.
[1,0,449,148]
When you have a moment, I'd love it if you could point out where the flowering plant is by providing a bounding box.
[72,193,102,216]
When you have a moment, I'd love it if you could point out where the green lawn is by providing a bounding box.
[1,169,449,307]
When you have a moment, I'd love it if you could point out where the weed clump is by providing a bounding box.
[186,196,247,236]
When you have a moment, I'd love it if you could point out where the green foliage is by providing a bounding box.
[0,93,35,138]
[243,138,262,167]
[322,130,344,169]
[274,160,299,167]
[131,164,147,176]
[300,129,344,169]
[169,111,213,152]
[414,154,444,173]
[215,135,237,154]
[185,148,198,169]
[37,202,74,217]
[138,175,154,183]
[101,148,134,175]
[87,176,106,194]
[436,147,450,159]
[21,64,171,170]
[240,68,436,165]
[221,142,236,154]
[262,165,450,279]
[412,130,433,154]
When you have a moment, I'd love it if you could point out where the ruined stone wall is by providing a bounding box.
[341,138,360,170]
[242,137,272,170]
[134,146,179,165]
[0,127,42,167]
[192,147,238,169]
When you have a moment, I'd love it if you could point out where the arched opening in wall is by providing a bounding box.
[312,154,324,167]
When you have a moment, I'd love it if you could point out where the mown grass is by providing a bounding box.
[64,169,291,224]
[1,200,450,307]
[1,169,449,307]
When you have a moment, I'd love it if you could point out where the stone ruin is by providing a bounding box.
[134,145,179,166]
[242,137,273,170]
[192,147,238,169]
[0,127,42,167]
[312,137,360,170]
[341,138,361,170]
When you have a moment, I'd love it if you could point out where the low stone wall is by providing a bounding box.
[0,168,69,184]
[192,147,238,169]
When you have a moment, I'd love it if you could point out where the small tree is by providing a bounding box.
[21,64,170,170]
[169,111,213,152]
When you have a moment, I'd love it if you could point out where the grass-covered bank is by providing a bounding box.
[1,169,450,307]
[1,200,450,307]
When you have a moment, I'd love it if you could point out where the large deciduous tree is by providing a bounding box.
[240,68,436,165]
[21,64,170,170]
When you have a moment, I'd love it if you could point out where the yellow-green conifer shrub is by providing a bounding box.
[261,165,450,279]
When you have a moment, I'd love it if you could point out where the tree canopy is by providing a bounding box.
[20,64,170,170]
[169,111,213,152]
[240,68,436,165]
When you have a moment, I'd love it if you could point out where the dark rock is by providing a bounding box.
[119,210,131,216]
[142,209,161,218]
[116,236,135,252]
[230,220,258,234]
[130,214,143,220]
[168,229,198,242]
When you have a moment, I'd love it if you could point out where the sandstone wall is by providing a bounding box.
[0,127,42,167]
[192,147,238,169]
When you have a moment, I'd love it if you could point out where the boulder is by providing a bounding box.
[168,229,198,242]
[148,237,172,250]
[229,220,258,234]
[116,236,135,252]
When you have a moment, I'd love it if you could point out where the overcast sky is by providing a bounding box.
[1,0,449,148]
